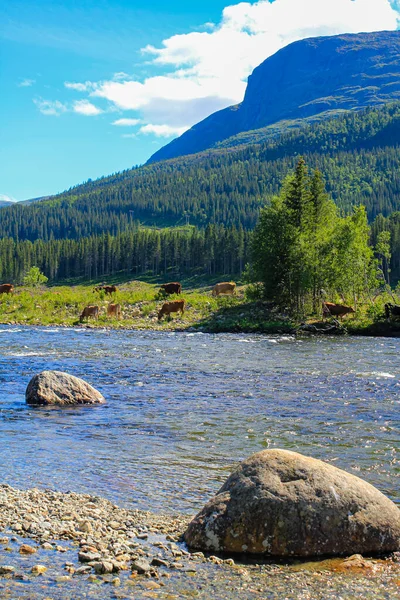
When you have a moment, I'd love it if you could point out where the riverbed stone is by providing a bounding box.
[131,558,152,574]
[184,449,400,557]
[26,371,105,406]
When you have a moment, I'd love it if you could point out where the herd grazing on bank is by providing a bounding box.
[79,305,99,323]
[159,282,181,295]
[158,299,185,320]
[212,282,236,296]
[0,284,13,295]
[322,302,355,320]
[3,277,400,325]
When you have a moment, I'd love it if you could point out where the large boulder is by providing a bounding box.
[184,449,400,557]
[26,371,105,406]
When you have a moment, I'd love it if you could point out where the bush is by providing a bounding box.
[23,266,48,287]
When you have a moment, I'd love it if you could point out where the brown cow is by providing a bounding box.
[212,282,236,296]
[158,300,185,321]
[93,285,117,295]
[79,305,100,323]
[322,302,355,320]
[159,282,181,295]
[107,303,122,319]
[0,284,13,295]
[385,303,400,320]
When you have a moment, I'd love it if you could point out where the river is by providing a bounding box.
[1,326,399,512]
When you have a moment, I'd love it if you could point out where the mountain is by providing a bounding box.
[1,102,400,243]
[148,31,400,163]
[0,199,15,208]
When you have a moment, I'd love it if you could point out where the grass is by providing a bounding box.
[0,280,399,336]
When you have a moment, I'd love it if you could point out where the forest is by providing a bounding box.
[0,225,250,284]
[1,102,400,283]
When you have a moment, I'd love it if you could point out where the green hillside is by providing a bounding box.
[1,103,400,284]
[2,102,400,245]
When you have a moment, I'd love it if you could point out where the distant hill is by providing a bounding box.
[148,31,400,163]
[0,198,15,208]
[1,102,400,242]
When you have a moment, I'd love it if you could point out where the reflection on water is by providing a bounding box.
[0,326,399,513]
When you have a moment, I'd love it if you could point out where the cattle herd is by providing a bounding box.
[77,281,237,322]
[1,280,400,324]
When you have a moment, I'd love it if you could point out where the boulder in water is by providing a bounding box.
[26,370,105,406]
[184,449,400,557]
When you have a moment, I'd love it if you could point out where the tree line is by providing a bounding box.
[0,225,250,284]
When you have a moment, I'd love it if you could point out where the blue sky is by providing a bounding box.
[1,0,399,201]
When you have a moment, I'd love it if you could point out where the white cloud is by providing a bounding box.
[18,78,35,87]
[34,98,68,116]
[0,194,16,203]
[112,118,142,126]
[65,81,93,92]
[73,100,103,116]
[139,124,189,137]
[122,133,137,138]
[41,0,400,136]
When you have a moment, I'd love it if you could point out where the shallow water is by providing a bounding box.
[1,326,399,513]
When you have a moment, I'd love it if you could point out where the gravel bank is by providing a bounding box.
[1,485,400,599]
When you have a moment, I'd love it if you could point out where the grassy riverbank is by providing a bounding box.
[0,278,399,336]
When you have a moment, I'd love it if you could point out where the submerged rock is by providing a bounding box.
[26,371,105,406]
[184,449,400,557]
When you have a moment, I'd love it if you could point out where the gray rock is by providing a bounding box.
[184,449,400,557]
[26,371,105,406]
[93,561,114,574]
[131,558,152,573]
[78,550,101,563]
[151,557,169,567]
[75,565,92,575]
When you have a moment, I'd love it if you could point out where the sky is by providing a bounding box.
[1,0,400,202]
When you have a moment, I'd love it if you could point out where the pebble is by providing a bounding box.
[75,565,92,575]
[31,564,47,575]
[93,561,114,574]
[151,557,169,567]
[0,565,15,575]
[131,558,152,574]
[19,544,37,554]
[78,551,101,563]
[41,542,54,550]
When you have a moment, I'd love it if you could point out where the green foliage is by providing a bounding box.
[23,266,48,287]
[0,226,250,284]
[1,103,400,283]
[250,160,374,314]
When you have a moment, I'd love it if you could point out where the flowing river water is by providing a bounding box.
[0,326,400,598]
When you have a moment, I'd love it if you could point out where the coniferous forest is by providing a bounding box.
[1,102,400,283]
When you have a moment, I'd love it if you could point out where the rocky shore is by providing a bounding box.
[1,485,400,599]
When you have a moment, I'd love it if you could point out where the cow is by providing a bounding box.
[322,302,355,320]
[0,284,13,295]
[107,303,122,319]
[93,285,117,295]
[159,282,181,295]
[212,282,236,296]
[158,300,185,321]
[385,303,400,320]
[79,305,100,323]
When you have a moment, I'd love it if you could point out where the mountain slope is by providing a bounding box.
[148,31,400,163]
[1,102,400,242]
